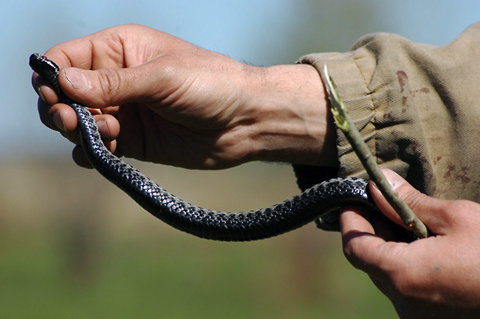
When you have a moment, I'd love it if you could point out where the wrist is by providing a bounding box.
[244,64,337,166]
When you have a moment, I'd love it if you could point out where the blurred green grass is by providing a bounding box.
[0,159,395,318]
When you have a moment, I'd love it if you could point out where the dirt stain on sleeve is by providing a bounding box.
[396,70,430,108]
[396,70,408,93]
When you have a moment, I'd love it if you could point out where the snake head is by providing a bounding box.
[29,53,62,96]
[30,53,59,75]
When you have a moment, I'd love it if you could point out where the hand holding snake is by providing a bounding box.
[32,24,337,170]
[31,24,390,241]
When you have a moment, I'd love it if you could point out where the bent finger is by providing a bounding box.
[72,139,117,169]
[72,145,92,168]
[340,209,401,274]
[37,99,78,133]
[93,114,121,142]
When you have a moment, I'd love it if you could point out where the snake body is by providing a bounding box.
[30,53,378,241]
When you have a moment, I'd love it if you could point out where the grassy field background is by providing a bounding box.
[0,159,395,318]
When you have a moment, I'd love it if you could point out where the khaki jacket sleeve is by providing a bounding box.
[297,22,480,201]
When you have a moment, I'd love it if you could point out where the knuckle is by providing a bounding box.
[342,243,357,264]
[97,69,123,103]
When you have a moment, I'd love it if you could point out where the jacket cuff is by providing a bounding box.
[298,50,379,179]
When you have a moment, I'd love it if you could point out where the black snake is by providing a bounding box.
[29,53,381,241]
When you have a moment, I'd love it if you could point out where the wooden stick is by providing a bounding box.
[322,65,428,238]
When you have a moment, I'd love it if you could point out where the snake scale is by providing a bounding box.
[30,53,380,241]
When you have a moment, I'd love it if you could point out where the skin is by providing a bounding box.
[32,24,337,169]
[32,24,480,318]
[342,169,480,318]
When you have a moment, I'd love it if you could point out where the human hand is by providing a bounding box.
[32,24,336,169]
[340,169,480,318]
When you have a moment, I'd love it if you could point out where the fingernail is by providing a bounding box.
[381,169,406,190]
[63,68,90,90]
[53,112,66,132]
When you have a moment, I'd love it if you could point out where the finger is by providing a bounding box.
[93,114,121,142]
[43,25,199,71]
[42,28,123,71]
[35,25,199,109]
[31,38,97,105]
[72,139,118,169]
[38,98,120,156]
[370,169,452,234]
[41,26,157,108]
[32,73,58,105]
[37,29,127,107]
[57,63,162,108]
[37,99,78,133]
[59,113,120,145]
[340,209,400,273]
[72,145,93,168]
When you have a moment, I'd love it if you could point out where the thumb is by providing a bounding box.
[58,65,157,107]
[370,169,451,234]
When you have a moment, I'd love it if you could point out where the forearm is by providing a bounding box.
[244,64,337,166]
